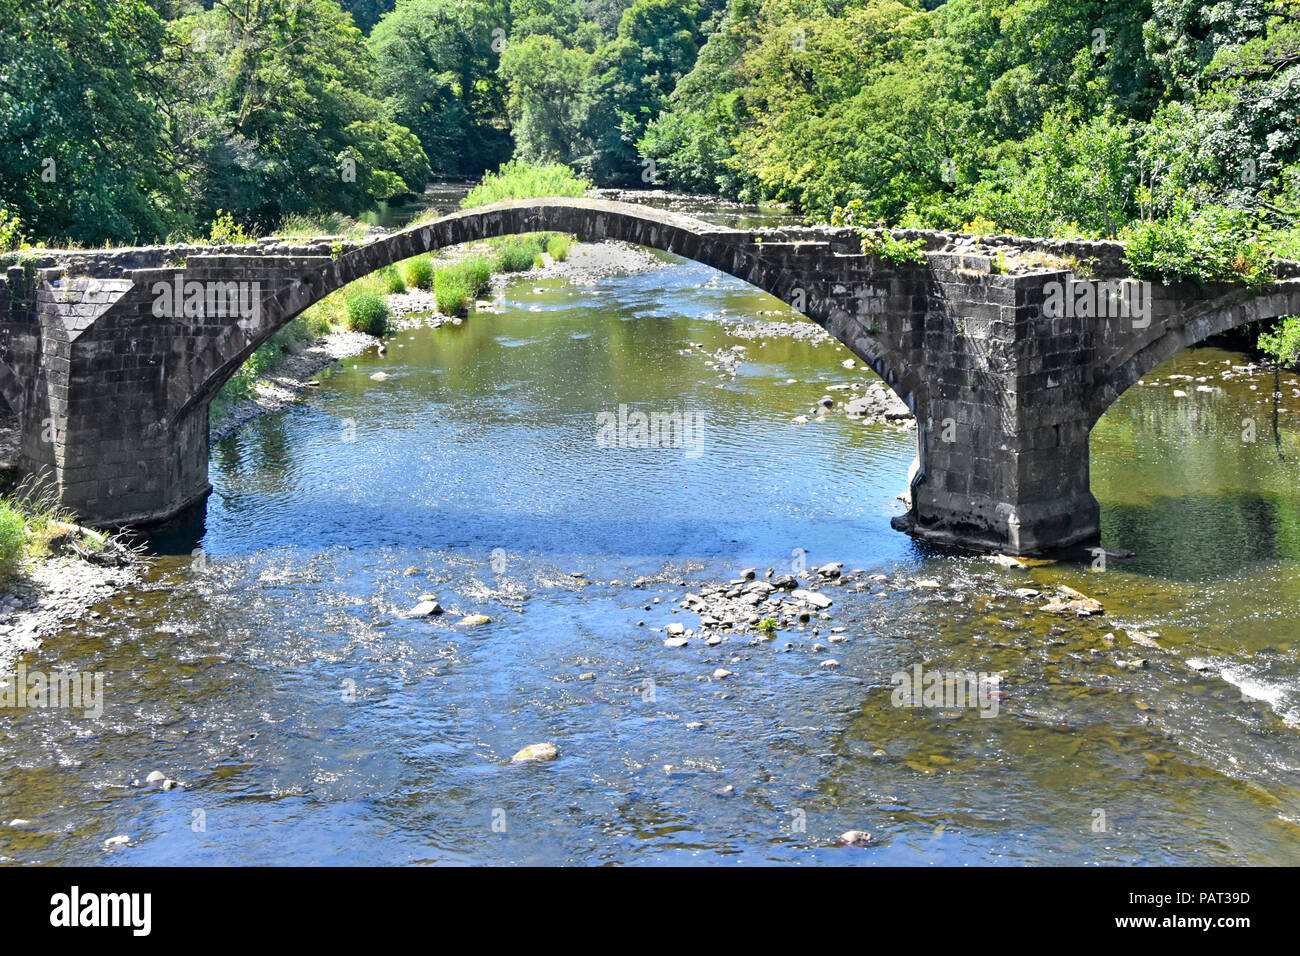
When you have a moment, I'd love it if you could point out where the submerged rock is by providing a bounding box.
[1039,586,1103,616]
[510,742,559,763]
[791,589,832,609]
[1127,630,1161,649]
[406,600,443,618]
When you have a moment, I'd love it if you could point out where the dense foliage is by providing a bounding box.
[1,0,429,245]
[4,0,1298,359]
[641,0,1300,259]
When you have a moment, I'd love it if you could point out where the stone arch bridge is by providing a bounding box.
[1,197,1297,553]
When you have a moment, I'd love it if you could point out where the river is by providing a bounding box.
[1,194,1297,865]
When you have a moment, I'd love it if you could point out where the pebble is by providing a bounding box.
[457,613,491,626]
[839,829,873,846]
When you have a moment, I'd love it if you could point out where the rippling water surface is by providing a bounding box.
[2,199,1298,865]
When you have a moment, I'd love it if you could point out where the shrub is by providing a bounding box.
[207,209,255,245]
[1122,206,1276,287]
[546,233,572,261]
[830,201,927,265]
[378,264,406,294]
[861,232,927,266]
[344,289,390,335]
[402,254,434,290]
[0,500,27,580]
[495,238,543,272]
[0,207,24,251]
[1260,315,1300,368]
[434,268,473,316]
[960,216,999,236]
[461,160,591,209]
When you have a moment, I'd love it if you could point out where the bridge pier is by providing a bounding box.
[20,378,212,528]
[12,270,214,527]
[896,418,1100,553]
[890,256,1102,554]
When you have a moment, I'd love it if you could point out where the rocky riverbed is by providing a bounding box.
[0,555,141,669]
[623,554,1240,706]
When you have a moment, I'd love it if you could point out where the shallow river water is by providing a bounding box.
[2,200,1298,865]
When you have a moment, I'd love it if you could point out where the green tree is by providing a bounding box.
[338,0,398,32]
[0,0,181,244]
[579,0,704,184]
[370,0,512,176]
[164,0,430,232]
[499,34,594,164]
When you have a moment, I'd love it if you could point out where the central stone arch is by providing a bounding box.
[166,198,927,424]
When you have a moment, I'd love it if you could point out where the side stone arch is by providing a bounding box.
[1085,277,1300,428]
